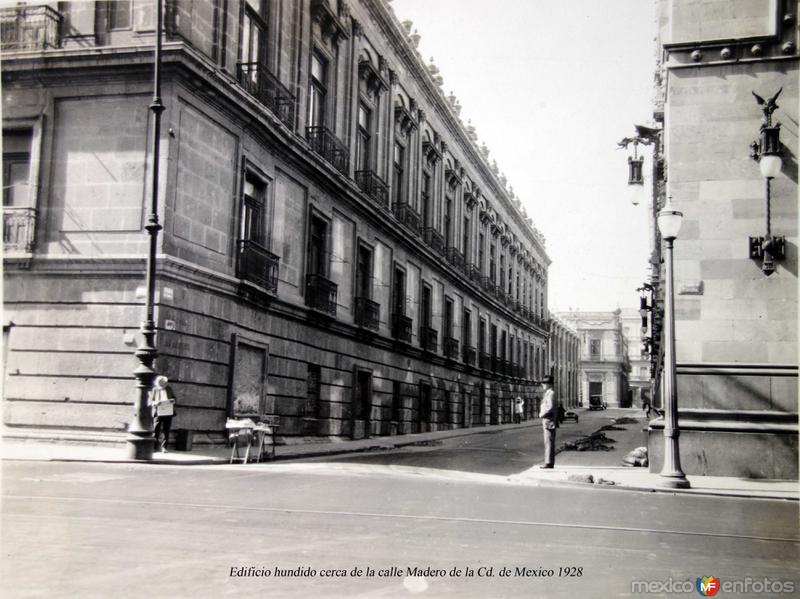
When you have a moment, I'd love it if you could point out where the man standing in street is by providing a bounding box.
[539,375,557,468]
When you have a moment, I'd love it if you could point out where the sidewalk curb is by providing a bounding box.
[510,474,799,501]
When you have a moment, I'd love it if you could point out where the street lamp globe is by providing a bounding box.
[628,181,644,206]
[657,199,683,240]
[759,154,782,178]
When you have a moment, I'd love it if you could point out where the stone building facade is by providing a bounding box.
[620,308,650,409]
[558,310,630,408]
[2,0,554,443]
[644,0,798,478]
[549,316,579,409]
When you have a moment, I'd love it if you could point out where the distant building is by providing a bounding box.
[620,309,650,409]
[558,310,630,408]
[549,316,579,409]
[2,0,556,443]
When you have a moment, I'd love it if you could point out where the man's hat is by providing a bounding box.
[154,375,169,388]
[542,375,554,385]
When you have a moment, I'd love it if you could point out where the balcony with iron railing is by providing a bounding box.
[354,297,380,331]
[3,206,36,255]
[479,276,495,294]
[355,170,389,209]
[306,273,337,316]
[237,62,296,130]
[463,345,477,367]
[420,326,438,353]
[392,202,421,234]
[0,5,62,52]
[445,247,465,271]
[421,227,445,255]
[392,313,413,343]
[501,359,512,377]
[306,126,349,176]
[236,240,280,294]
[444,336,459,360]
[479,352,492,371]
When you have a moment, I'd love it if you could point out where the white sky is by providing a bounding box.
[390,0,656,313]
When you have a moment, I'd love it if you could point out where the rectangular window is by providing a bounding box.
[421,283,432,328]
[107,0,132,30]
[355,243,373,300]
[444,296,454,338]
[462,215,470,257]
[479,317,486,353]
[444,197,453,247]
[240,173,266,245]
[3,130,31,207]
[392,265,406,316]
[478,232,485,274]
[490,324,498,359]
[500,254,506,289]
[308,214,329,277]
[489,243,496,282]
[308,52,328,128]
[463,309,472,348]
[241,0,268,65]
[392,142,405,204]
[508,262,514,295]
[590,338,601,357]
[355,103,371,171]
[421,171,431,227]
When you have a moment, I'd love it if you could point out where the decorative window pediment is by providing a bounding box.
[394,104,417,137]
[422,140,442,165]
[311,0,350,44]
[359,58,387,97]
[445,167,461,190]
[464,189,478,209]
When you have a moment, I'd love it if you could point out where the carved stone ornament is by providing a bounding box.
[311,0,350,44]
[359,59,388,96]
[422,140,442,165]
[464,190,478,209]
[394,103,417,137]
[445,167,461,190]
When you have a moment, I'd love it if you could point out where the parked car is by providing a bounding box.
[589,396,607,410]
[562,410,579,423]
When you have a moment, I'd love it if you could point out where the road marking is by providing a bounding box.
[5,494,798,544]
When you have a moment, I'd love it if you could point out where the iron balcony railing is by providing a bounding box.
[479,276,495,294]
[445,247,465,271]
[392,202,421,234]
[306,126,349,176]
[501,359,512,377]
[444,336,459,360]
[306,273,337,316]
[420,326,438,352]
[466,263,481,282]
[463,345,477,366]
[0,5,62,52]
[3,206,37,254]
[421,227,445,255]
[237,62,296,130]
[392,313,413,342]
[355,297,380,331]
[354,170,389,209]
[479,352,492,371]
[236,240,279,294]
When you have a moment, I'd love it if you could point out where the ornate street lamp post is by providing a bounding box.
[656,198,690,489]
[126,0,165,460]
